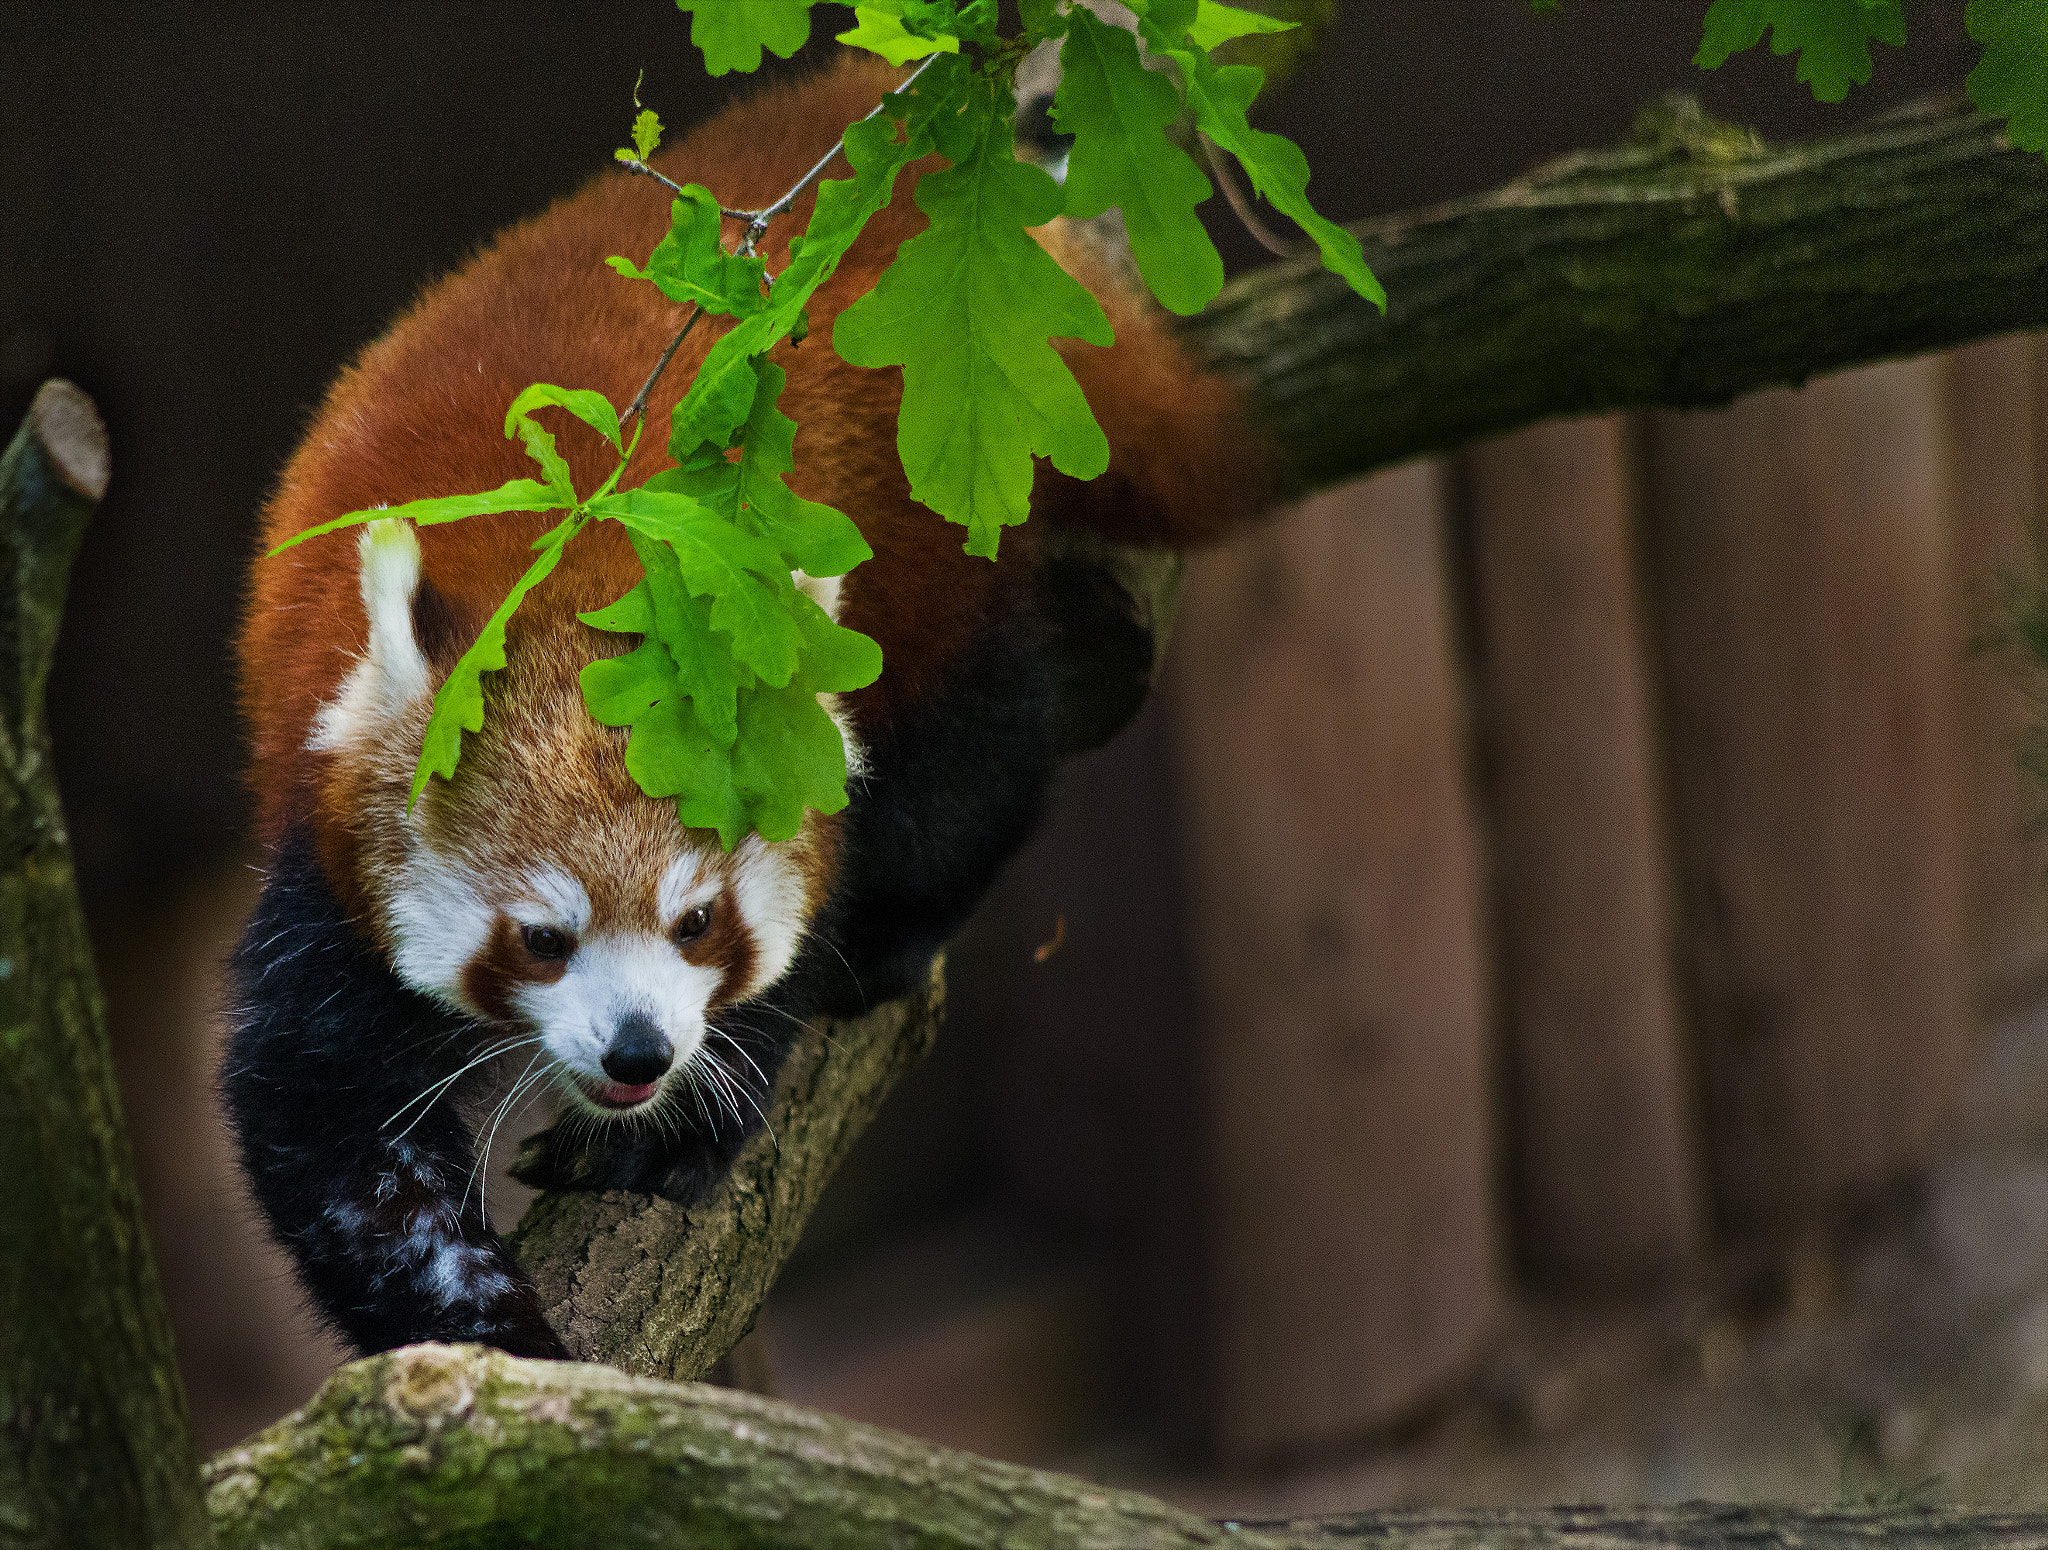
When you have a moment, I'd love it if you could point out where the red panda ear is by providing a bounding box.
[408,573,473,675]
[307,519,438,754]
[792,571,843,623]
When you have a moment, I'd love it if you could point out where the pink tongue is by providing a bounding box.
[597,1080,658,1106]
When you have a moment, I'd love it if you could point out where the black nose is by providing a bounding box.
[601,1012,673,1085]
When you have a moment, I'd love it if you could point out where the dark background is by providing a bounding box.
[0,0,1978,1446]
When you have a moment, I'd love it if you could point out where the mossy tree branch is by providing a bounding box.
[0,382,210,1547]
[1183,96,2048,496]
[204,1346,2048,1550]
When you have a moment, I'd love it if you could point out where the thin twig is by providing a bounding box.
[619,55,943,421]
[623,306,704,427]
[725,53,946,255]
[1200,133,1294,258]
[620,159,690,200]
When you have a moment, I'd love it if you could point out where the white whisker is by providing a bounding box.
[384,1032,547,1138]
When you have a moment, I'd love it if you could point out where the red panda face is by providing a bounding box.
[312,520,832,1121]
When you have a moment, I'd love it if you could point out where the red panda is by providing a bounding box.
[224,54,1256,1359]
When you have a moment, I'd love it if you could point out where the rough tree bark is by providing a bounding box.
[202,1346,2048,1550]
[0,382,210,1547]
[1183,95,2048,495]
[508,969,945,1377]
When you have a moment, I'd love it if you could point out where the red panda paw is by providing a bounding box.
[511,1120,740,1207]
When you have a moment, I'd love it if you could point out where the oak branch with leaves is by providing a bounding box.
[268,0,1383,853]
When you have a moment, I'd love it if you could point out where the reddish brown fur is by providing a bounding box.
[241,55,1257,857]
[692,889,759,1006]
[462,916,569,1026]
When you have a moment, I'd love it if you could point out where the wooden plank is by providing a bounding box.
[1641,361,1972,1237]
[1171,463,1501,1459]
[1943,335,2048,1009]
[1463,415,1705,1283]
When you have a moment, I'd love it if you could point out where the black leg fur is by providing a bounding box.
[807,594,1061,1015]
[221,831,566,1359]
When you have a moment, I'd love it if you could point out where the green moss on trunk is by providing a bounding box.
[0,382,210,1547]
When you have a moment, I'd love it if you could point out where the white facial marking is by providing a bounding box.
[387,850,496,1005]
[509,867,591,933]
[308,519,431,752]
[513,931,721,1090]
[730,835,806,996]
[792,569,842,621]
[657,855,716,927]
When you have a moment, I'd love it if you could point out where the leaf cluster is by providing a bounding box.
[1531,0,2048,152]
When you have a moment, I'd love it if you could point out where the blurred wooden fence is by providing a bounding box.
[1170,337,2048,1460]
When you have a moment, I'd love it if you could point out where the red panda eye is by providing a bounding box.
[674,903,712,943]
[520,924,574,961]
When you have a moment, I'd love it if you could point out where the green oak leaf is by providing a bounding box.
[581,635,679,725]
[410,513,578,809]
[668,60,961,461]
[579,574,655,634]
[675,0,812,75]
[1694,0,1905,103]
[581,555,868,848]
[836,7,960,63]
[1967,0,2048,153]
[609,185,768,319]
[505,382,623,452]
[1187,0,1298,51]
[666,361,874,578]
[633,107,664,160]
[267,477,569,554]
[1150,39,1384,310]
[792,589,883,691]
[1137,0,1199,47]
[731,676,852,841]
[834,84,1113,557]
[1055,10,1223,316]
[623,689,751,849]
[592,487,805,685]
[585,586,749,750]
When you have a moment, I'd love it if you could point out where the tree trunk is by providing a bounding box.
[1171,467,1500,1456]
[1640,361,1971,1236]
[1462,415,1704,1284]
[0,382,210,1547]
[1942,335,2048,1008]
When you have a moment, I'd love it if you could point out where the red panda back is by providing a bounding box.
[240,54,1254,848]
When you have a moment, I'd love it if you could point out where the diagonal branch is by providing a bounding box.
[509,965,946,1378]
